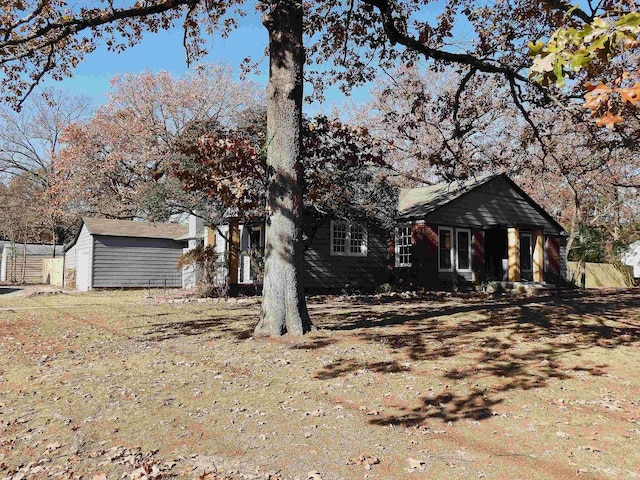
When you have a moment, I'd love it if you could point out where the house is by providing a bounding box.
[198,173,566,293]
[64,217,188,291]
[1,243,64,284]
[622,241,640,280]
[393,174,566,288]
[394,174,566,286]
[187,215,269,291]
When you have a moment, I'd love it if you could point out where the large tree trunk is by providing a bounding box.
[254,0,312,336]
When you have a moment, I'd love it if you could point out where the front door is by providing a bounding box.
[484,229,508,280]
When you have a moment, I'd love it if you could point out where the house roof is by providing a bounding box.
[397,173,565,234]
[2,243,64,256]
[82,217,188,240]
[398,174,499,219]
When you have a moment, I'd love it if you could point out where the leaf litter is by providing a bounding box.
[1,289,640,479]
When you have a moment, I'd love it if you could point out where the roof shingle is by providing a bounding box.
[82,217,188,240]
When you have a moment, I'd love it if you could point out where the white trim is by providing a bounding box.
[438,226,454,271]
[456,228,472,272]
[395,224,412,267]
[330,220,368,257]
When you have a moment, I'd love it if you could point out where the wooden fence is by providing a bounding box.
[4,256,44,284]
[566,261,634,288]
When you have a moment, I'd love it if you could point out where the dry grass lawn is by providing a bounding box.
[1,288,639,479]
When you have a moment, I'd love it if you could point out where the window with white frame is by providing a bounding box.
[438,227,453,270]
[330,221,368,256]
[395,224,412,267]
[438,227,473,272]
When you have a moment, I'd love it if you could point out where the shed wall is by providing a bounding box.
[92,235,186,288]
[65,225,93,290]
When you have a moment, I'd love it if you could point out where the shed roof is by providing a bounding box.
[82,217,188,241]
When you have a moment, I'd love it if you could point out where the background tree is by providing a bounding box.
[0,174,53,282]
[356,66,525,184]
[175,113,397,244]
[0,88,92,246]
[59,65,260,221]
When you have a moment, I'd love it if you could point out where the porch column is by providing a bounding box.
[507,227,520,281]
[532,229,544,282]
[228,218,240,286]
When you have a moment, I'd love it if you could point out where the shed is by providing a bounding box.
[1,243,64,284]
[64,217,188,291]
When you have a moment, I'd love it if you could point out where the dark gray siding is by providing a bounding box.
[92,235,187,288]
[424,177,563,234]
[303,221,390,292]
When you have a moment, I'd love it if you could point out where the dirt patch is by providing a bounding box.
[1,289,639,479]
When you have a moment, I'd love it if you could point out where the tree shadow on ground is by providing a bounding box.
[0,286,22,295]
[313,358,410,380]
[138,308,256,342]
[310,289,640,425]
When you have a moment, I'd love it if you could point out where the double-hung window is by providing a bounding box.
[438,227,472,272]
[330,221,368,256]
[395,224,412,267]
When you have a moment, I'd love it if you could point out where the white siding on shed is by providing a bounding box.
[65,224,94,291]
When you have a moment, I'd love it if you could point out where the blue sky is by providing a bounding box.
[47,11,371,115]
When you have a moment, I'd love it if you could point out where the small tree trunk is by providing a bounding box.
[9,240,16,283]
[255,0,312,336]
[51,222,57,258]
[579,259,586,289]
[21,240,27,284]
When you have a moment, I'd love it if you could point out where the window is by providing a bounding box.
[330,221,368,256]
[456,229,471,271]
[439,227,472,272]
[520,233,532,272]
[439,227,453,270]
[395,225,412,267]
